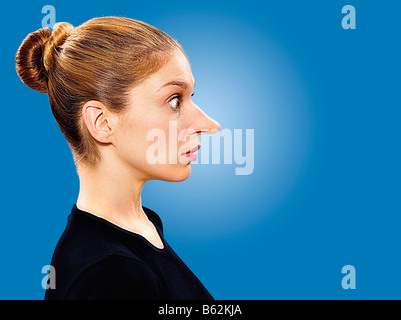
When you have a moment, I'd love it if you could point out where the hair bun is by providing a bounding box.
[43,22,74,71]
[15,22,74,94]
[15,27,52,93]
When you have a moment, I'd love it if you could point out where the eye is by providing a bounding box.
[168,95,182,111]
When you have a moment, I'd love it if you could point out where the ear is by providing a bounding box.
[81,101,116,144]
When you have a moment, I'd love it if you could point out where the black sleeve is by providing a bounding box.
[65,255,166,300]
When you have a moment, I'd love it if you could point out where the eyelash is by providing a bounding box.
[168,92,195,112]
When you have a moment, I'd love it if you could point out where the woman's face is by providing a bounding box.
[113,49,221,182]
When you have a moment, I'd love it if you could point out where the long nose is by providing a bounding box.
[189,103,221,136]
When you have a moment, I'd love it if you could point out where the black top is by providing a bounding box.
[45,204,213,300]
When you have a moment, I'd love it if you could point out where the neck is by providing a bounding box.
[76,157,148,226]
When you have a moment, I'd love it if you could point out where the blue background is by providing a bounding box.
[1,0,400,299]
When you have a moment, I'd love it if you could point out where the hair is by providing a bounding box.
[15,17,183,167]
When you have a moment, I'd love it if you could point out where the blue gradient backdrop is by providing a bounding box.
[1,0,400,299]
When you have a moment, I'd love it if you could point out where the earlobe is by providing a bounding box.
[82,101,113,143]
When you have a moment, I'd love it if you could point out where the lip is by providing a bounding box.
[181,144,200,160]
[187,144,201,154]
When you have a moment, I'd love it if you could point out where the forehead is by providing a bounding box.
[139,50,195,92]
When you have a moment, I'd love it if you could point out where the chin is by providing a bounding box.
[160,164,192,182]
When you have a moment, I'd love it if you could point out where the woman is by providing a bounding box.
[15,17,220,300]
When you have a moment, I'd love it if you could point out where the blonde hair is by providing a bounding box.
[15,17,183,167]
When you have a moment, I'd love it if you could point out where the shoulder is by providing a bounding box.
[143,206,163,234]
[65,254,166,300]
[47,210,144,298]
[46,205,166,299]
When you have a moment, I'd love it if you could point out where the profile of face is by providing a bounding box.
[83,49,221,182]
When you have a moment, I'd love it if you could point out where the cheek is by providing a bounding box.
[115,112,160,169]
[165,120,195,165]
[146,121,193,181]
[116,111,193,181]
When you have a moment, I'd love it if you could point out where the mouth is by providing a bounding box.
[187,144,201,154]
[181,144,200,161]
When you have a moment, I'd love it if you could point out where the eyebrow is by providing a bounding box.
[157,80,195,92]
